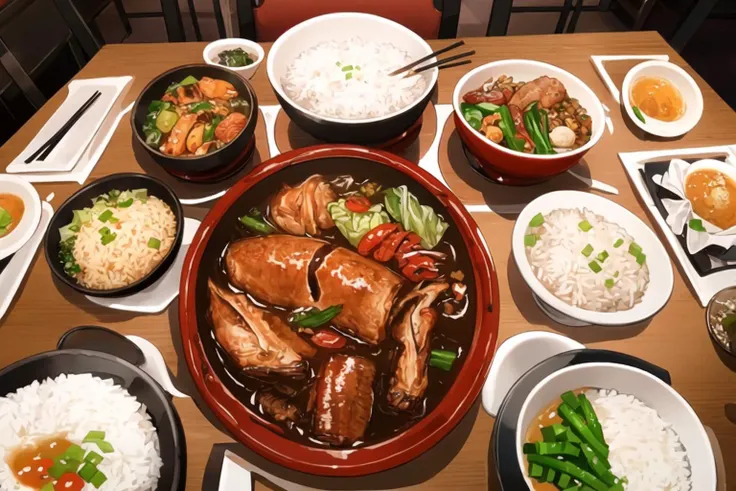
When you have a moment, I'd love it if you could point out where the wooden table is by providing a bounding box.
[1,31,735,490]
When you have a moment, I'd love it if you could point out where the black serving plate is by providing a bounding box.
[491,349,670,490]
[43,173,184,297]
[640,157,736,275]
[0,326,186,491]
[132,64,259,179]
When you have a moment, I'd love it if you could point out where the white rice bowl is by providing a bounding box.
[72,196,176,290]
[281,38,429,120]
[512,190,674,326]
[0,373,163,490]
[525,208,650,312]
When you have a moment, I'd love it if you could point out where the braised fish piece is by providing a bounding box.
[198,76,238,100]
[208,279,315,377]
[225,236,403,344]
[388,282,449,410]
[270,175,337,236]
[162,113,198,156]
[257,392,300,423]
[313,355,376,446]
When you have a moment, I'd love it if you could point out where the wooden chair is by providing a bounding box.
[214,0,461,41]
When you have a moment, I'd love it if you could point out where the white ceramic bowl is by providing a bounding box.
[622,60,703,138]
[516,363,716,490]
[203,38,264,79]
[265,12,438,144]
[683,159,736,234]
[512,190,674,325]
[0,175,41,261]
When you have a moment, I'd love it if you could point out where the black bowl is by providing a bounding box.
[0,348,186,490]
[44,173,184,298]
[273,87,435,145]
[132,64,259,178]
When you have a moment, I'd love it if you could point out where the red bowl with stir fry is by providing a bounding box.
[179,145,499,476]
[453,60,605,185]
[132,64,258,179]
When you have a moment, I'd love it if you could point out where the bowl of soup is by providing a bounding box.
[683,159,736,233]
[622,61,703,138]
[0,175,41,260]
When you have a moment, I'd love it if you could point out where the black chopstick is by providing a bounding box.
[390,40,465,77]
[404,50,476,77]
[25,90,102,164]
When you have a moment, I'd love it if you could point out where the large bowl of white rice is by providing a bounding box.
[516,362,716,490]
[512,191,674,326]
[266,13,438,144]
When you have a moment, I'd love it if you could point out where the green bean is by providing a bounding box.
[526,455,609,491]
[558,403,609,460]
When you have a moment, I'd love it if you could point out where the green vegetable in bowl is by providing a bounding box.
[328,199,390,247]
[166,75,198,94]
[0,206,12,237]
[217,48,255,68]
[155,110,179,133]
[632,106,646,124]
[383,186,449,249]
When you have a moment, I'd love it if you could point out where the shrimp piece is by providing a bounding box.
[214,113,247,143]
[162,114,198,156]
[198,77,239,100]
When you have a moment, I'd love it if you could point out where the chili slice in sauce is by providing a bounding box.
[56,473,85,491]
[311,330,347,349]
[345,196,372,213]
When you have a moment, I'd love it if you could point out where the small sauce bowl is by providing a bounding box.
[622,60,703,138]
[203,38,264,80]
[706,286,736,358]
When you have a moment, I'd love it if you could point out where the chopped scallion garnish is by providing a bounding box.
[614,271,619,277]
[588,261,602,273]
[98,227,111,236]
[581,244,594,257]
[345,72,353,80]
[100,233,117,246]
[525,234,539,247]
[79,462,98,482]
[341,64,353,72]
[636,253,646,265]
[90,469,108,488]
[529,212,545,227]
[429,349,457,371]
[84,451,104,466]
[629,242,642,255]
[596,250,609,262]
[605,278,614,289]
[148,237,161,249]
[117,198,134,208]
[613,238,624,248]
[688,219,706,232]
[98,210,113,222]
[578,220,593,232]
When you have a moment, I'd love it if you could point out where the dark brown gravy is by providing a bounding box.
[0,193,25,237]
[204,168,477,449]
[524,388,589,491]
[7,434,73,489]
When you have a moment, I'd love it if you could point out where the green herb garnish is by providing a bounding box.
[529,212,545,227]
[578,220,593,232]
[98,210,113,223]
[596,250,609,262]
[289,305,343,328]
[613,238,624,248]
[341,65,353,72]
[345,72,353,80]
[525,234,539,247]
[100,233,117,246]
[605,278,614,289]
[147,237,161,249]
[429,349,457,371]
[632,106,646,124]
[689,219,706,232]
[588,261,602,273]
[581,244,594,257]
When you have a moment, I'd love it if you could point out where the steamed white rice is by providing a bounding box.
[0,374,163,491]
[74,196,176,290]
[586,389,692,490]
[281,38,429,120]
[525,208,650,312]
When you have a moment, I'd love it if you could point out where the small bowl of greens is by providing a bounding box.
[706,286,736,358]
[204,38,264,79]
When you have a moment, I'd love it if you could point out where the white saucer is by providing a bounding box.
[85,217,201,313]
[0,175,42,261]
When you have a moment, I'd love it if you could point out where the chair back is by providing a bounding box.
[245,0,448,41]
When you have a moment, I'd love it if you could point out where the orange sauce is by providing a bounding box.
[7,435,73,489]
[0,193,24,237]
[630,76,685,122]
[524,388,588,491]
[685,169,736,230]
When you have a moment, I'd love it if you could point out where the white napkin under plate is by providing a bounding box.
[6,76,133,181]
[653,158,736,255]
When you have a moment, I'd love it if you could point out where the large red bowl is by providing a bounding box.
[178,145,499,476]
[453,60,606,185]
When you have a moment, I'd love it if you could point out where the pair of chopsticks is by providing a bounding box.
[390,41,474,78]
[24,90,102,164]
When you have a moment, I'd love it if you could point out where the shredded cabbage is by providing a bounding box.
[384,186,449,249]
[327,199,390,247]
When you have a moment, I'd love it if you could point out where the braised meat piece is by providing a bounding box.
[225,236,403,344]
[508,75,567,109]
[198,76,238,100]
[257,392,300,423]
[270,175,337,236]
[313,355,376,446]
[388,282,449,410]
[208,279,315,377]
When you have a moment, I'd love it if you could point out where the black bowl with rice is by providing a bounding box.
[0,327,186,490]
[43,173,184,298]
[266,13,438,145]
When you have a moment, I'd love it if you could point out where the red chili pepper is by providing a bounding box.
[311,330,347,349]
[508,104,534,151]
[345,196,372,213]
[401,254,440,282]
[37,458,54,473]
[56,473,85,491]
[357,223,400,256]
[374,231,409,262]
